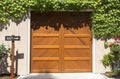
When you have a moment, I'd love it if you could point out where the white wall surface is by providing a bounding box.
[94,39,110,73]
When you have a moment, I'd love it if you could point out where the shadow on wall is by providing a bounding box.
[0,50,24,76]
[0,23,8,31]
[0,14,28,31]
[31,11,92,31]
[15,50,24,75]
[18,73,56,79]
[0,54,10,75]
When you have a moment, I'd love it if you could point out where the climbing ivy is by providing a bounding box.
[0,0,35,22]
[0,0,120,39]
[32,0,96,11]
[93,0,120,39]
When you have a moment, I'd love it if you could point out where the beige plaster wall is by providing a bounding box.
[0,18,29,75]
[94,39,110,73]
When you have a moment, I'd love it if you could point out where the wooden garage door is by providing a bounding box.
[31,12,92,73]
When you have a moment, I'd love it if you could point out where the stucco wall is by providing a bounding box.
[0,13,111,75]
[0,17,29,75]
[94,39,110,73]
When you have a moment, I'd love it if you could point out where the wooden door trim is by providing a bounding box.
[64,57,90,60]
[59,25,64,72]
[32,33,59,37]
[64,45,90,49]
[32,57,59,61]
[64,34,91,37]
[32,45,59,48]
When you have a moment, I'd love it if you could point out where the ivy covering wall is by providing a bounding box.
[93,0,120,39]
[0,0,120,39]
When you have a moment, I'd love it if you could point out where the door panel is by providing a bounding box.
[31,60,60,73]
[32,49,59,57]
[64,49,90,57]
[64,60,91,72]
[31,12,92,73]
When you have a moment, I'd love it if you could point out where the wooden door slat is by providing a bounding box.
[64,45,90,49]
[32,34,59,37]
[33,45,59,48]
[64,69,92,72]
[31,69,59,72]
[32,57,59,61]
[64,57,90,60]
[64,34,91,37]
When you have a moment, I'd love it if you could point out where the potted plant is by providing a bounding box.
[102,38,120,78]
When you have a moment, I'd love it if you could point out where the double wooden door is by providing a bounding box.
[31,12,92,73]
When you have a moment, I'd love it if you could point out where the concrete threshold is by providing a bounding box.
[17,73,120,79]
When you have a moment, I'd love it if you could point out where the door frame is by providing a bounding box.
[27,11,96,74]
